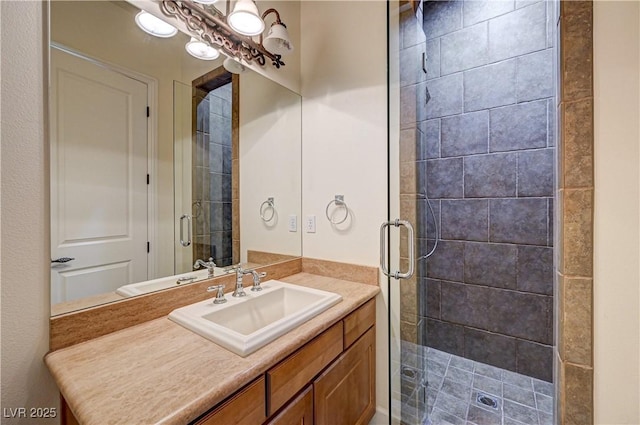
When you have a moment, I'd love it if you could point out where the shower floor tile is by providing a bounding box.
[392,346,555,425]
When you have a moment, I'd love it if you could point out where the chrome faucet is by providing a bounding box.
[193,257,216,279]
[233,266,267,296]
[207,284,226,304]
[249,270,267,292]
[233,266,248,297]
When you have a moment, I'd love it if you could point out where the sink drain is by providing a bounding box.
[476,393,499,410]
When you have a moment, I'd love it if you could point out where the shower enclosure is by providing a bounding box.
[388,1,557,424]
[174,74,236,276]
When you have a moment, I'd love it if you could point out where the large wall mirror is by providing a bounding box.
[49,0,302,316]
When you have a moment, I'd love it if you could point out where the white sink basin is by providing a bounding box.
[168,280,342,356]
[116,267,231,297]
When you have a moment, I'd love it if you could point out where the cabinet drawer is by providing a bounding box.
[343,299,375,349]
[265,385,313,425]
[314,326,376,425]
[194,377,266,425]
[267,321,343,415]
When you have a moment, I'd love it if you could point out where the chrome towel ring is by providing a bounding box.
[325,195,349,225]
[260,197,275,222]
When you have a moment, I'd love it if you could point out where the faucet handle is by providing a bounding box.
[250,271,268,292]
[207,285,226,304]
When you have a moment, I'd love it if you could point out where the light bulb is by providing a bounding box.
[186,38,220,61]
[135,11,178,38]
[227,0,265,36]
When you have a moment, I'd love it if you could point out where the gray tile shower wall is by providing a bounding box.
[418,0,555,382]
[194,84,233,267]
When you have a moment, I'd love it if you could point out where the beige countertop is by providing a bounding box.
[45,273,380,425]
[51,290,125,316]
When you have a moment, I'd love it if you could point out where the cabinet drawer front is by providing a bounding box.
[267,321,343,415]
[266,385,313,425]
[343,299,375,349]
[314,326,376,425]
[195,377,266,425]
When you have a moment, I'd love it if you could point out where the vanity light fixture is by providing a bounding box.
[185,37,220,60]
[261,9,294,56]
[160,0,293,69]
[135,11,178,38]
[192,0,220,4]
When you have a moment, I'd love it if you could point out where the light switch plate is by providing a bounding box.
[288,215,297,232]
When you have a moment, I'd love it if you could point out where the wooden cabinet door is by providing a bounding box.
[313,326,375,425]
[194,377,266,425]
[267,322,343,415]
[266,386,313,425]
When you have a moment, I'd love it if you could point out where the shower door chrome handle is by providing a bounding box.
[180,214,192,247]
[380,219,415,280]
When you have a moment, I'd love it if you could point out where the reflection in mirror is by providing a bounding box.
[49,1,301,316]
[190,74,235,268]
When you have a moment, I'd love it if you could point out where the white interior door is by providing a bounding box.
[50,47,149,304]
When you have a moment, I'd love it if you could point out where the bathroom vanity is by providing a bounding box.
[45,268,379,425]
[194,298,375,425]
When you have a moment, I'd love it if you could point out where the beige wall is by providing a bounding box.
[593,1,640,423]
[1,1,59,423]
[239,71,302,260]
[300,1,388,266]
[299,1,389,419]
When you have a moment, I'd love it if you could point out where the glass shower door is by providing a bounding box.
[390,0,560,422]
[174,80,194,274]
[174,77,235,276]
[387,1,430,424]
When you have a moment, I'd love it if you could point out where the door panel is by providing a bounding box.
[314,327,376,425]
[53,261,131,302]
[50,47,148,304]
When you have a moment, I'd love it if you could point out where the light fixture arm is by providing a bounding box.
[261,8,282,25]
[160,0,285,68]
[259,8,281,45]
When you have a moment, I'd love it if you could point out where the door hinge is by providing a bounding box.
[147,174,150,185]
[146,106,150,117]
[147,242,150,253]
